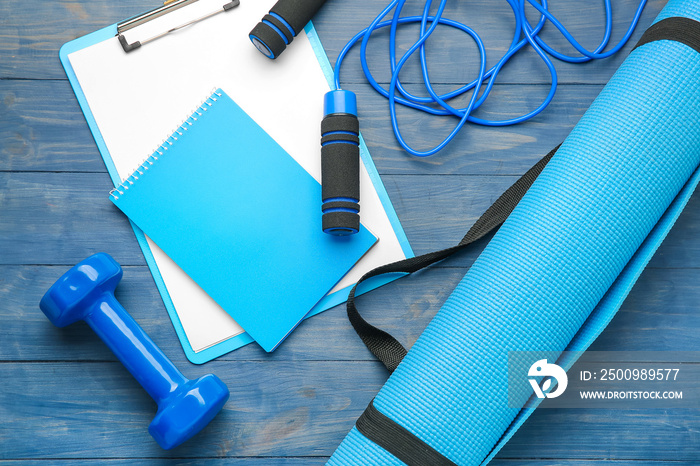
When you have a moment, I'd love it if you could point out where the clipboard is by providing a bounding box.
[59,0,413,364]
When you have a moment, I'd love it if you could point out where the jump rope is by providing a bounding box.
[250,0,648,233]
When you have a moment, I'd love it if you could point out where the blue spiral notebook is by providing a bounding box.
[110,88,377,352]
[59,0,413,363]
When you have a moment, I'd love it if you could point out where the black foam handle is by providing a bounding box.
[270,0,328,34]
[321,113,360,236]
[249,0,329,59]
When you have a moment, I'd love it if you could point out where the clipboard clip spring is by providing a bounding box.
[117,0,240,53]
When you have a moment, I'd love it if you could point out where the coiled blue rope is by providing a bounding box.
[332,0,648,157]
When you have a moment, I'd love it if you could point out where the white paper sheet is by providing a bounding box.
[68,0,407,353]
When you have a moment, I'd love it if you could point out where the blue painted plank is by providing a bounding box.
[0,462,694,466]
[2,360,700,461]
[0,264,424,363]
[0,361,386,459]
[0,0,666,84]
[0,80,104,173]
[0,0,146,80]
[0,172,143,267]
[0,79,601,176]
[0,263,474,362]
[0,461,329,465]
[2,171,700,268]
[1,462,695,466]
[0,461,327,466]
[501,408,700,462]
[2,0,699,463]
[314,0,666,86]
[5,264,700,362]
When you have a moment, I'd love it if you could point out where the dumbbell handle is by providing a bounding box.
[85,293,187,404]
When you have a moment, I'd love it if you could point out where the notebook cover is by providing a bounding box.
[59,10,414,363]
[111,88,377,352]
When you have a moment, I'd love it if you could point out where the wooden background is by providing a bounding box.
[2,0,699,463]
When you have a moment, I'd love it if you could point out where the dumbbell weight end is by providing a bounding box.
[40,253,229,450]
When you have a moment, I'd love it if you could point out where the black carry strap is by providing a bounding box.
[343,16,700,466]
[357,399,458,466]
[633,17,700,53]
[347,145,559,372]
[347,16,700,374]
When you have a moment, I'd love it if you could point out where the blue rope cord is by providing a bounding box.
[332,0,648,157]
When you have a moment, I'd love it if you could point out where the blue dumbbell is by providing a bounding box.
[39,252,229,450]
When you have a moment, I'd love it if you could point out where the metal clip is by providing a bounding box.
[117,0,240,53]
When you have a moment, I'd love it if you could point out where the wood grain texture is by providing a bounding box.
[3,171,700,266]
[0,361,385,459]
[303,0,668,85]
[0,462,695,466]
[0,80,103,172]
[3,361,700,461]
[0,0,667,82]
[3,0,700,463]
[0,0,146,80]
[0,79,601,175]
[4,265,700,362]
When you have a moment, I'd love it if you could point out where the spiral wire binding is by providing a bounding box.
[110,88,222,200]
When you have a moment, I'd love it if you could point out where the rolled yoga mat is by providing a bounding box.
[327,0,700,465]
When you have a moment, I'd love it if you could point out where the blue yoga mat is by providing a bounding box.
[328,0,700,464]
